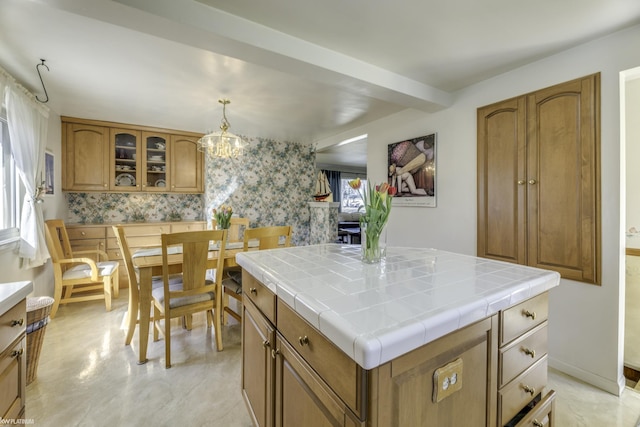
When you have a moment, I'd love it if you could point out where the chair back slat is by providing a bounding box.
[112,225,137,289]
[244,225,292,251]
[161,229,227,299]
[211,217,250,242]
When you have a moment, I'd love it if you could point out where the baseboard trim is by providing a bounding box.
[549,357,625,396]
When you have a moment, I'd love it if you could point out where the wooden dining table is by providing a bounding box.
[131,244,247,364]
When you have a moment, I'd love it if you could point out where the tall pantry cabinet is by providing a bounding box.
[477,73,600,284]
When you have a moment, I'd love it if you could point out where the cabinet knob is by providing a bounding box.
[271,348,280,359]
[11,348,24,358]
[81,231,86,236]
[522,384,536,396]
[249,288,257,295]
[522,309,536,320]
[528,179,537,185]
[533,420,544,427]
[11,318,24,327]
[522,347,536,358]
[517,180,525,185]
[262,340,270,349]
[298,336,309,346]
[104,184,108,188]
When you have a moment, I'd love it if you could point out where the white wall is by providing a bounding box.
[320,24,640,395]
[1,111,65,297]
[626,78,640,249]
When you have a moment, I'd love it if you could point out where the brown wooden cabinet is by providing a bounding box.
[477,73,600,284]
[0,299,26,420]
[67,221,206,290]
[62,122,110,191]
[62,117,204,193]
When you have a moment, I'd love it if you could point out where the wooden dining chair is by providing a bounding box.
[112,225,183,346]
[222,225,292,322]
[44,219,120,318]
[152,229,228,368]
[211,217,249,242]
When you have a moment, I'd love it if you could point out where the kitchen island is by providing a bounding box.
[237,244,560,427]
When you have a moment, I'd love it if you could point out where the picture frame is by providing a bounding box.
[387,133,436,207]
[44,150,54,196]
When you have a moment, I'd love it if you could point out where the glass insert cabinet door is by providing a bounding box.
[112,129,140,191]
[143,132,168,191]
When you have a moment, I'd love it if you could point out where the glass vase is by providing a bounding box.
[361,222,387,264]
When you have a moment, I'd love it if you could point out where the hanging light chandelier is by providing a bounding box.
[197,99,244,158]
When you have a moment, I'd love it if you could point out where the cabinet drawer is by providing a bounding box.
[277,299,361,416]
[66,226,106,240]
[514,390,556,427]
[242,272,276,324]
[171,222,206,232]
[500,323,548,387]
[499,356,548,425]
[501,293,548,345]
[70,238,105,251]
[0,300,26,351]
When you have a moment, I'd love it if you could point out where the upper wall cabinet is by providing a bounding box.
[477,73,601,284]
[62,117,204,194]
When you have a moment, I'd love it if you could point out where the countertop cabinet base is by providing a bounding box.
[0,299,26,420]
[241,270,553,427]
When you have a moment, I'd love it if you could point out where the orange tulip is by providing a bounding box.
[348,177,362,190]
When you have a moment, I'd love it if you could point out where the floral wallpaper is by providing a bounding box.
[309,202,339,245]
[204,136,315,246]
[65,136,316,246]
[66,193,204,223]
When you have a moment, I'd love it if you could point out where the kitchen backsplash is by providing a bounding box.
[66,193,204,223]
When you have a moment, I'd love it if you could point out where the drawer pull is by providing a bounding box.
[262,340,271,349]
[522,384,536,396]
[298,336,309,346]
[11,318,24,327]
[522,347,536,358]
[81,231,86,236]
[271,348,280,359]
[249,288,257,295]
[522,309,536,320]
[11,348,24,358]
[533,420,543,427]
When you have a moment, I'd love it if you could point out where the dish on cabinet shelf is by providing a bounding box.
[154,179,166,188]
[115,173,136,187]
[149,155,164,161]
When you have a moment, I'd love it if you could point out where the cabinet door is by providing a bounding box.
[143,131,169,192]
[274,335,362,427]
[0,337,26,420]
[111,128,141,191]
[170,135,203,192]
[477,96,527,265]
[63,123,110,191]
[526,74,600,284]
[243,299,275,427]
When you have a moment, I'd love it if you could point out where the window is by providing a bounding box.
[0,114,21,243]
[340,177,367,213]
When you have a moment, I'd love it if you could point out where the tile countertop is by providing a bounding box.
[0,281,33,316]
[236,244,560,370]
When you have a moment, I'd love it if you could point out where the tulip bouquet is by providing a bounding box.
[348,178,393,263]
[213,205,233,230]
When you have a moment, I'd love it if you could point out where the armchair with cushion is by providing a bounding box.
[44,219,119,318]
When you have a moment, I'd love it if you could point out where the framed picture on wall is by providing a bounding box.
[387,133,436,207]
[45,150,54,196]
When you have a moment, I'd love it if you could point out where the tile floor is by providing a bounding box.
[25,297,640,426]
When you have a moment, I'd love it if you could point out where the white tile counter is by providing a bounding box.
[0,281,33,316]
[236,244,560,370]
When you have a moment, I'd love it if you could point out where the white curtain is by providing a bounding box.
[4,76,50,268]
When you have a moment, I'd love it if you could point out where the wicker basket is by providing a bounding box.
[26,296,54,385]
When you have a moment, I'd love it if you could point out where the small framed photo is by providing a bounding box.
[45,150,54,196]
[387,133,436,207]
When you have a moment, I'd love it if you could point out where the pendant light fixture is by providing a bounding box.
[197,99,244,158]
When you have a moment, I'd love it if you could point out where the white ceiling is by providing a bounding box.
[1,0,639,169]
